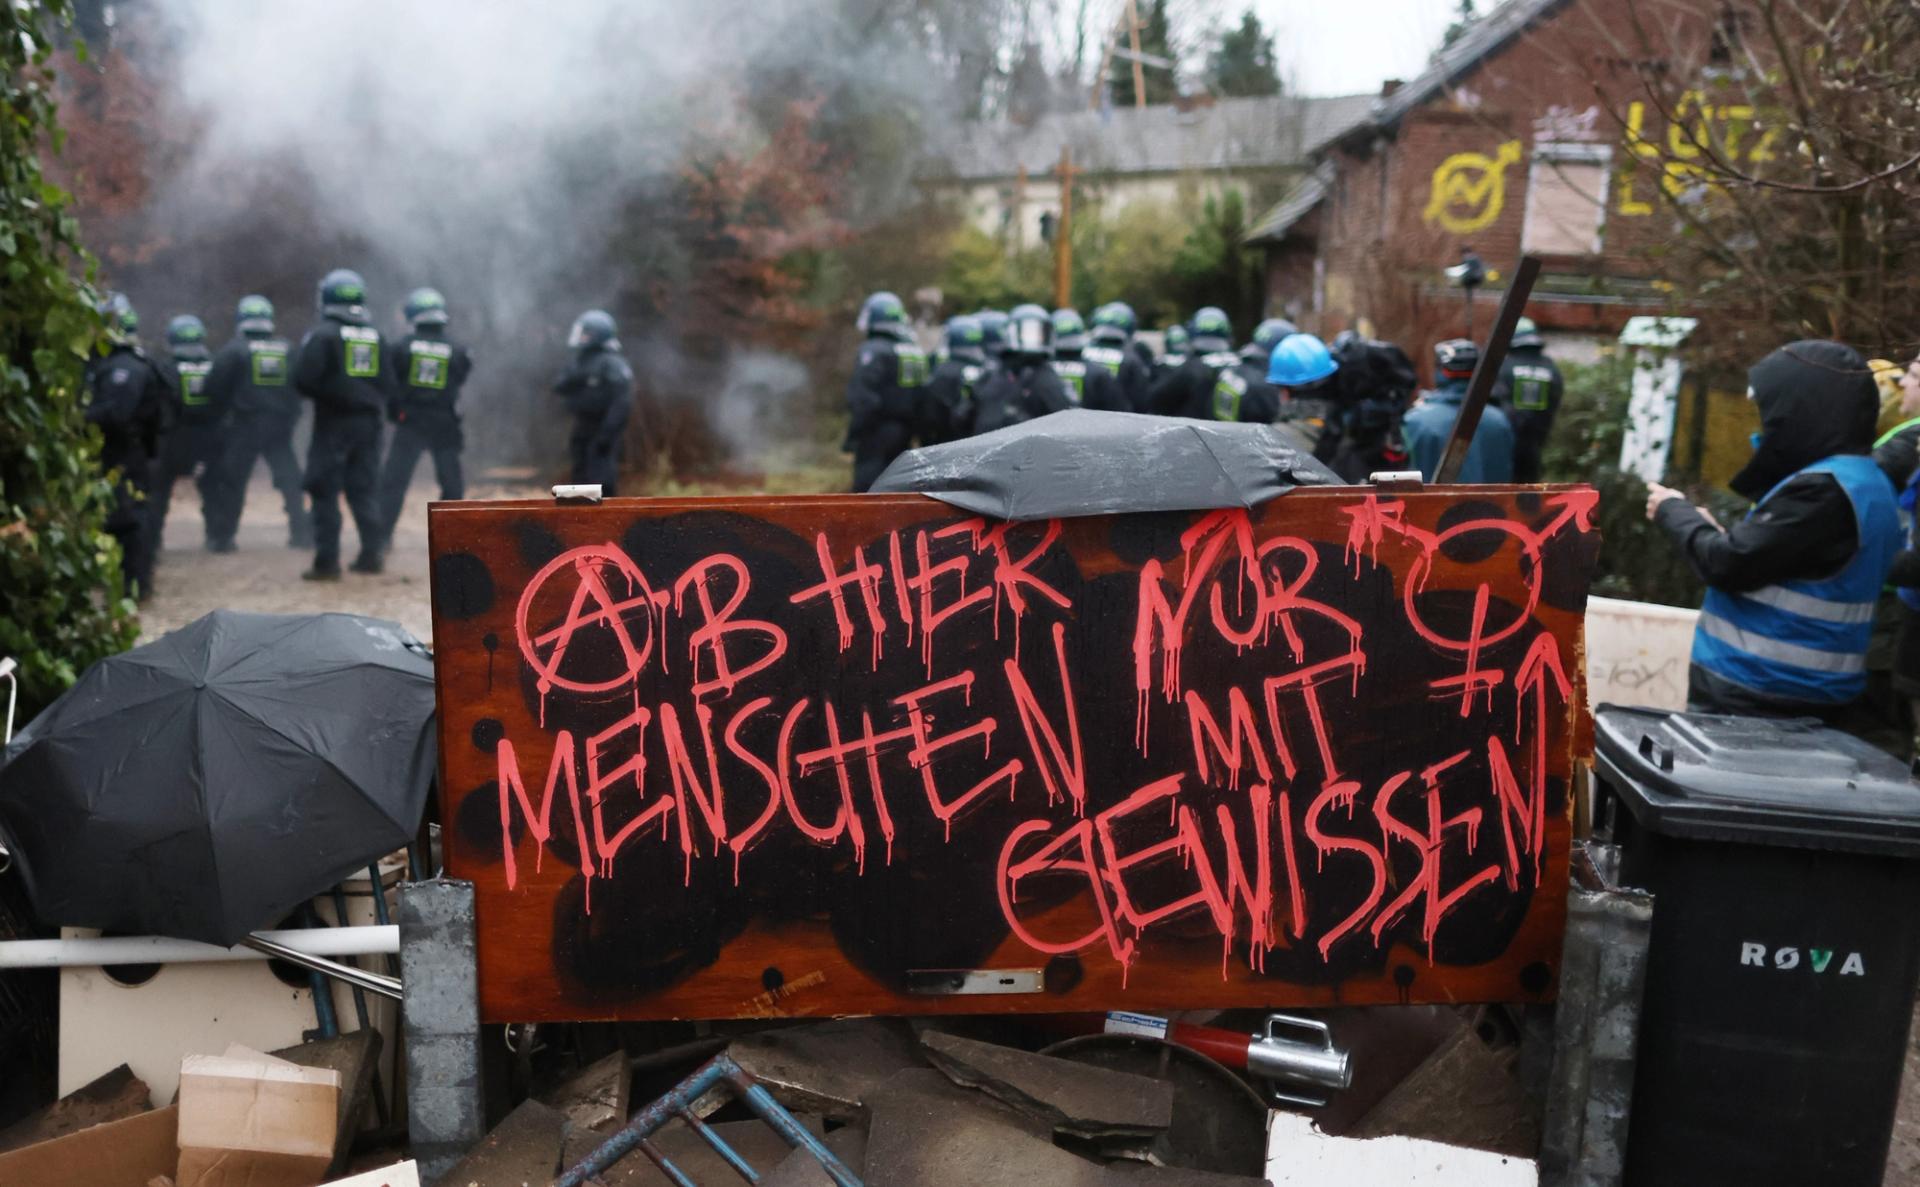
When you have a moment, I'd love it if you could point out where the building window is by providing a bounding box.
[1522,143,1611,256]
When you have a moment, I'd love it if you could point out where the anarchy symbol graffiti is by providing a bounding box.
[515,544,663,695]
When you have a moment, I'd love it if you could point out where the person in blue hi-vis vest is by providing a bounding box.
[1646,340,1901,728]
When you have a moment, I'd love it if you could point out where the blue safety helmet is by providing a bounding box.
[1267,333,1339,387]
[166,314,208,354]
[235,294,275,334]
[318,268,369,322]
[404,287,449,328]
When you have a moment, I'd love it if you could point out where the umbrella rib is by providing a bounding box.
[1182,423,1253,508]
[194,687,227,943]
[206,686,419,832]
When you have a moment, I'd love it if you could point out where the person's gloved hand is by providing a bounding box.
[1645,481,1684,521]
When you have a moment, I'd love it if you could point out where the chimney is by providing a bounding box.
[1380,79,1404,98]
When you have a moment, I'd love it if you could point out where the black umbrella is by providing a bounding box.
[872,408,1340,520]
[0,610,436,946]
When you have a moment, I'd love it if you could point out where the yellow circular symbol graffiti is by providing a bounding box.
[1422,140,1524,235]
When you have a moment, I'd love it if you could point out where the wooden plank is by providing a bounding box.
[428,488,1600,1022]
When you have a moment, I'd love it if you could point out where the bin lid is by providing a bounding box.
[1593,705,1920,855]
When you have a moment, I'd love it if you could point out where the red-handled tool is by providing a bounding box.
[1098,1011,1353,1107]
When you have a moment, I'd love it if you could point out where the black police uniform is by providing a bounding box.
[553,345,635,495]
[148,349,228,553]
[1051,349,1129,413]
[971,357,1074,435]
[1082,341,1152,412]
[1146,346,1242,420]
[293,316,391,572]
[205,330,308,547]
[924,354,984,445]
[1211,356,1282,424]
[1492,346,1565,482]
[83,344,170,597]
[844,334,928,492]
[379,328,474,534]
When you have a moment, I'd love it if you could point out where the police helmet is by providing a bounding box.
[1511,316,1544,350]
[1435,338,1480,377]
[1090,302,1137,344]
[1005,304,1054,357]
[976,309,1010,356]
[318,268,370,322]
[405,287,450,329]
[1164,324,1190,354]
[1189,307,1233,351]
[1267,333,1339,388]
[97,292,138,340]
[166,314,209,356]
[1250,318,1298,355]
[944,315,986,361]
[568,309,620,351]
[857,291,910,338]
[235,294,275,334]
[1051,308,1089,353]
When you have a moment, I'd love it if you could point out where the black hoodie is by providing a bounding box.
[1657,341,1877,594]
[1656,341,1882,714]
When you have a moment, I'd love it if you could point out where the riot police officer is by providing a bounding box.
[1049,308,1127,412]
[1084,302,1152,412]
[205,295,309,549]
[148,314,230,555]
[293,268,392,579]
[1404,339,1514,483]
[1492,317,1565,482]
[378,288,473,536]
[925,315,987,444]
[971,304,1074,435]
[1147,307,1241,419]
[843,291,928,491]
[553,309,635,494]
[1154,323,1191,382]
[84,294,169,599]
[1211,317,1293,424]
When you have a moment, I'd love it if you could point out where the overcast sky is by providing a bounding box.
[1255,0,1460,95]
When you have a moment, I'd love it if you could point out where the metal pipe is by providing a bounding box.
[242,934,402,1001]
[0,925,400,969]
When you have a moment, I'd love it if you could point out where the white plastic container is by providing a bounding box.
[1584,595,1698,712]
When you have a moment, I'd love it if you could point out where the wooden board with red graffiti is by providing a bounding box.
[427,488,1599,1022]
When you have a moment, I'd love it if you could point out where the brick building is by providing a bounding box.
[1250,0,1734,361]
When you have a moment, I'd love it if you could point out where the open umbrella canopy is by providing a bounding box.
[871,408,1340,520]
[0,611,436,946]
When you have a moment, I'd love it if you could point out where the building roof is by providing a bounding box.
[1369,0,1572,131]
[919,93,1377,183]
[1245,162,1334,244]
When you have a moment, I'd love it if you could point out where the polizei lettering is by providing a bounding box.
[1740,942,1866,977]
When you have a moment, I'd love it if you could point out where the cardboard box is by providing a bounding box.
[0,1104,179,1187]
[319,1160,419,1187]
[175,1052,339,1187]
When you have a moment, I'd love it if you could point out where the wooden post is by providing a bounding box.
[1013,163,1028,252]
[1125,0,1148,108]
[1054,146,1075,309]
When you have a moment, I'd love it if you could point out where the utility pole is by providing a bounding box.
[1125,0,1148,108]
[1054,146,1076,308]
[1013,163,1028,252]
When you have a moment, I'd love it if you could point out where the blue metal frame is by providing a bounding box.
[554,1052,863,1186]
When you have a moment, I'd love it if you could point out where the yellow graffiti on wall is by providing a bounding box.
[1616,93,1783,216]
[1422,140,1524,234]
